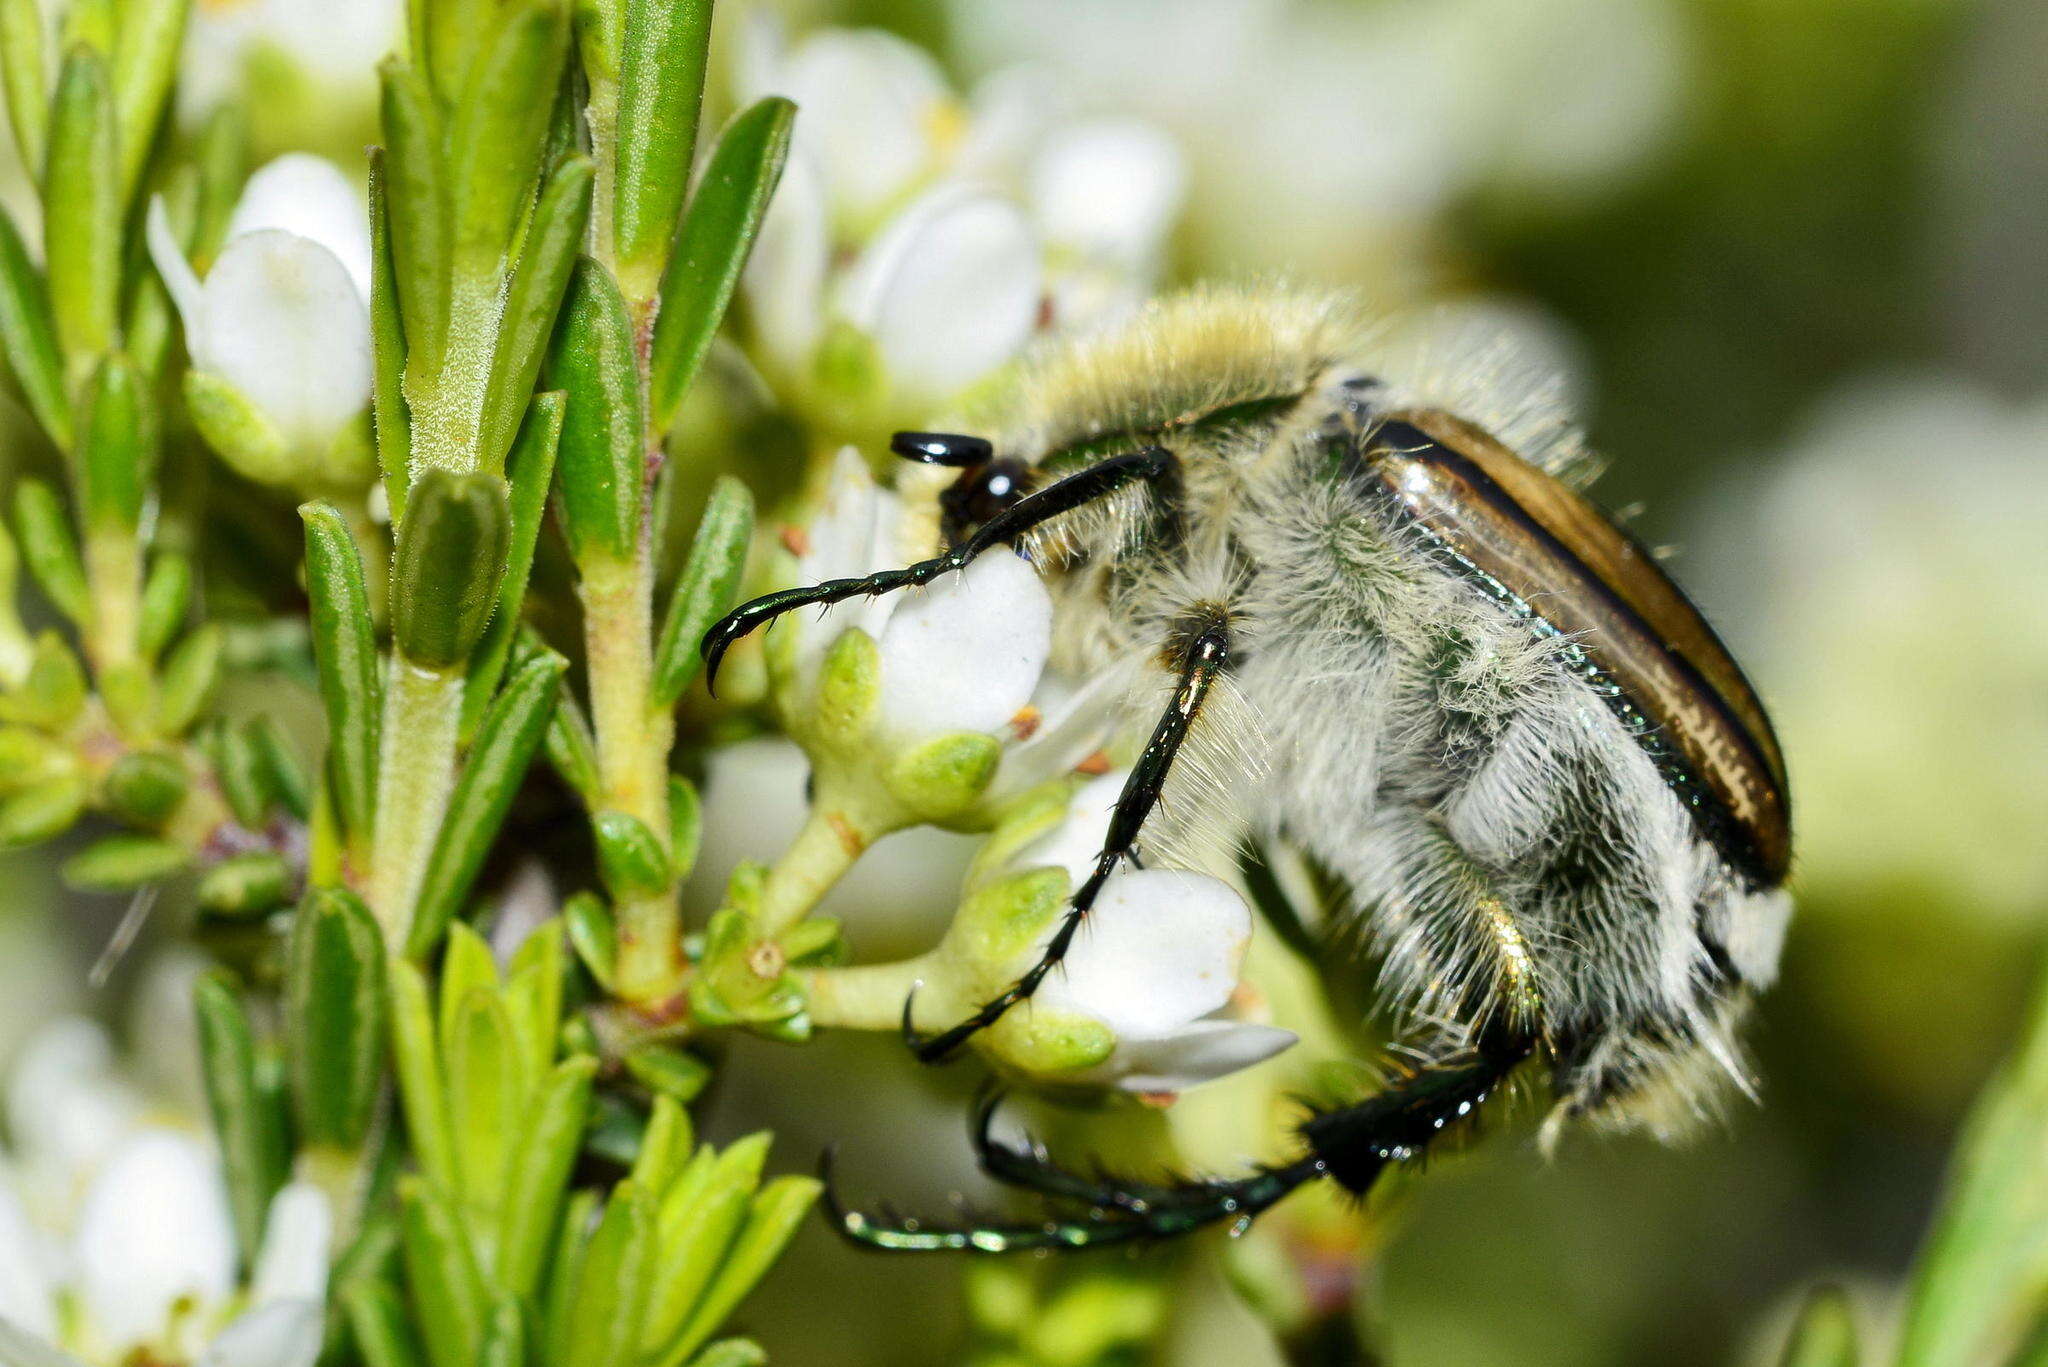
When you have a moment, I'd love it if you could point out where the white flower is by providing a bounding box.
[779,447,1052,750]
[836,185,1042,407]
[1010,772,1297,1094]
[767,28,956,232]
[737,22,1183,415]
[72,1131,236,1352]
[0,1019,330,1367]
[149,153,374,488]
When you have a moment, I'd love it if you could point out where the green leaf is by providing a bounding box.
[73,353,155,533]
[611,0,712,296]
[285,887,389,1148]
[409,649,566,956]
[1778,1285,1859,1367]
[301,503,382,842]
[100,749,187,827]
[564,1181,659,1367]
[108,0,187,196]
[0,0,45,170]
[495,1054,596,1300]
[136,550,191,660]
[12,479,88,624]
[393,469,511,670]
[445,984,528,1217]
[667,774,701,883]
[563,890,617,990]
[343,1280,428,1367]
[390,961,458,1193]
[546,257,644,566]
[398,1176,490,1367]
[478,158,591,474]
[367,148,411,519]
[502,916,565,1073]
[187,102,245,262]
[449,2,570,268]
[663,1174,821,1365]
[8,630,87,729]
[630,1093,694,1192]
[61,832,188,890]
[154,622,223,735]
[545,688,600,807]
[247,713,312,820]
[542,1188,599,1365]
[623,1043,709,1105]
[378,62,450,372]
[651,475,753,705]
[1898,971,2048,1367]
[438,922,499,1047]
[0,208,70,446]
[462,392,564,738]
[685,1341,766,1367]
[648,98,795,429]
[642,1137,760,1356]
[194,971,290,1267]
[0,773,87,846]
[43,45,120,374]
[593,808,669,900]
[196,851,294,919]
[208,718,270,829]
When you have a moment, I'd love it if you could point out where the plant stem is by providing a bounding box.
[366,656,465,946]
[756,802,873,936]
[801,954,938,1032]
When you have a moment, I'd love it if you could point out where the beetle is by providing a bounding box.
[704,287,1792,1249]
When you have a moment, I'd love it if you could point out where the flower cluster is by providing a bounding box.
[0,1020,329,1367]
[736,21,1186,431]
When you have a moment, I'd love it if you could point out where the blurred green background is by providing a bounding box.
[5,0,2046,1363]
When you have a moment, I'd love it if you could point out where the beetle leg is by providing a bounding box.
[903,614,1230,1062]
[698,445,1178,692]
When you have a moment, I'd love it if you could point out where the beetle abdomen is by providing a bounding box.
[1354,409,1790,888]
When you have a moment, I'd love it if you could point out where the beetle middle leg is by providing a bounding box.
[903,609,1233,1063]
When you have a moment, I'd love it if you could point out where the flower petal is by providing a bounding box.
[0,1179,56,1341]
[224,153,373,301]
[1102,1019,1298,1094]
[789,448,904,685]
[876,550,1052,741]
[198,1300,323,1367]
[190,229,373,454]
[1036,869,1251,1037]
[840,187,1041,402]
[73,1130,235,1353]
[249,1183,331,1306]
[1012,770,1127,887]
[1029,118,1186,268]
[776,29,951,224]
[987,666,1133,805]
[4,1019,142,1202]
